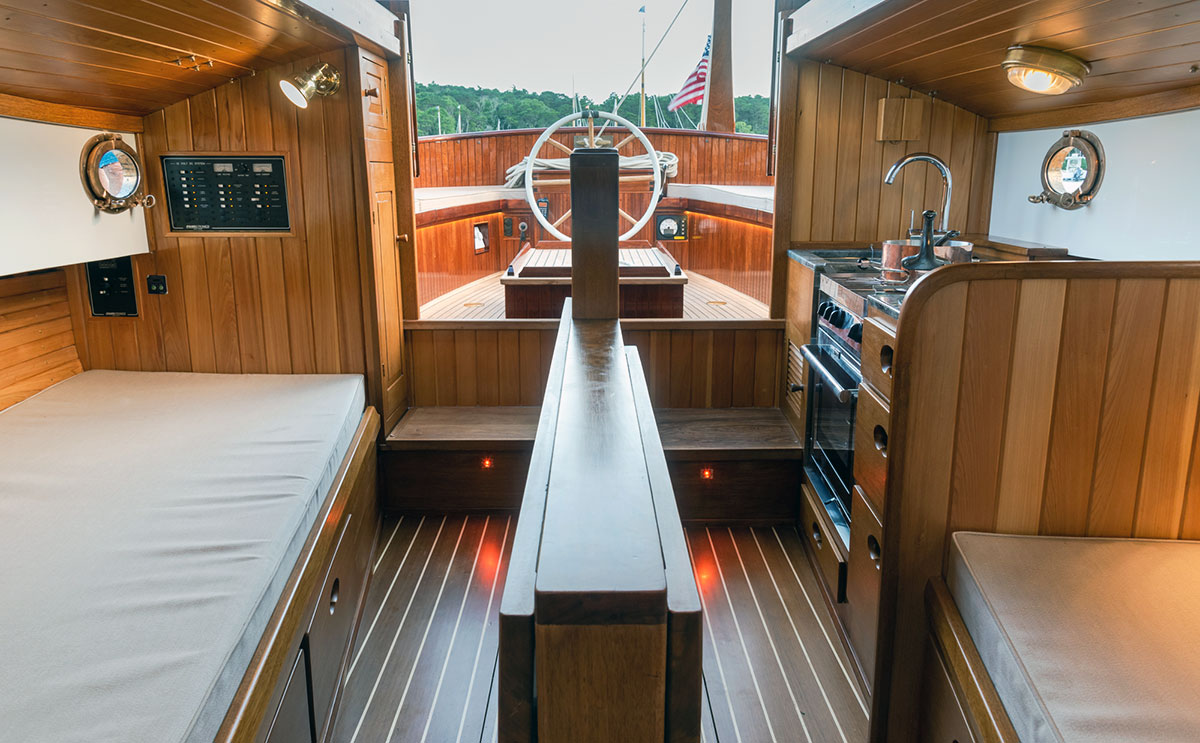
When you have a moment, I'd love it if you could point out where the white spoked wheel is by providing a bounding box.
[523,110,663,242]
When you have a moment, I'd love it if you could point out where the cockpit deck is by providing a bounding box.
[420,268,768,321]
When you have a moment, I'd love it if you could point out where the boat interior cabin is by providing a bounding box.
[2,1,1200,741]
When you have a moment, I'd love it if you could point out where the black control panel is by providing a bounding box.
[86,256,138,317]
[162,155,290,232]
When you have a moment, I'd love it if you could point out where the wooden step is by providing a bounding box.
[383,405,540,450]
[381,406,804,522]
[655,408,803,461]
[384,406,802,457]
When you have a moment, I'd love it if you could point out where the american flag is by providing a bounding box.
[668,35,710,111]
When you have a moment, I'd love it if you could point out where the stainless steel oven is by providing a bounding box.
[803,293,864,527]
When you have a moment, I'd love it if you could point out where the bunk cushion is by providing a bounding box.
[0,370,365,743]
[948,532,1200,743]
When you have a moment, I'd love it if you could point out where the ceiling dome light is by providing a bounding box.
[1002,46,1090,95]
[279,62,341,109]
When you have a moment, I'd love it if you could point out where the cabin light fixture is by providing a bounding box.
[279,63,341,108]
[1002,46,1090,95]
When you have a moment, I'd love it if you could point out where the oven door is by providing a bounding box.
[802,343,861,521]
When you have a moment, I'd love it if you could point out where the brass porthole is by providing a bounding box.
[79,133,155,214]
[1029,129,1105,210]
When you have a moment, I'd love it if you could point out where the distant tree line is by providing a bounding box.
[415,82,769,137]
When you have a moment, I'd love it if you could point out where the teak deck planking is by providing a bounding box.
[332,517,870,743]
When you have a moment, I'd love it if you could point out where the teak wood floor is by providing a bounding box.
[332,516,868,743]
[419,270,768,321]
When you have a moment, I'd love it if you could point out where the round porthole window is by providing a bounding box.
[1029,129,1104,210]
[79,133,155,213]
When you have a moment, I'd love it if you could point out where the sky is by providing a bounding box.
[409,0,776,100]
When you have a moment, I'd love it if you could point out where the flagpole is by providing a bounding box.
[639,6,647,127]
[699,34,712,130]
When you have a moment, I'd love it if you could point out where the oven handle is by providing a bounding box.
[801,344,858,404]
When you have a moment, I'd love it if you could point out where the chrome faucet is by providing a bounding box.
[884,153,953,232]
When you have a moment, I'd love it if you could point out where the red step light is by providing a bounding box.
[700,467,714,481]
[481,456,495,470]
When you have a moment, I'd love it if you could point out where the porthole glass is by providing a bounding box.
[1029,129,1104,210]
[80,133,155,213]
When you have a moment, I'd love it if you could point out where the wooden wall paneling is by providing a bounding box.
[403,323,783,409]
[992,280,1067,534]
[810,63,844,242]
[1086,279,1166,535]
[322,49,369,381]
[946,280,1018,536]
[873,261,1200,743]
[68,47,391,420]
[786,62,992,248]
[874,280,969,743]
[0,270,83,410]
[832,68,865,241]
[1040,279,1117,536]
[295,56,342,374]
[769,37,798,320]
[1135,279,1200,538]
[789,60,820,243]
[874,82,911,241]
[853,73,888,242]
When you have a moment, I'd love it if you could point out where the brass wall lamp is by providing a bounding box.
[279,62,341,108]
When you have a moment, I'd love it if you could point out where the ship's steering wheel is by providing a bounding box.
[523,110,663,242]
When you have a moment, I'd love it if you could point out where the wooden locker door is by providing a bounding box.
[371,164,405,425]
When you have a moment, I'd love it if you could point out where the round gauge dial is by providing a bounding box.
[658,216,681,237]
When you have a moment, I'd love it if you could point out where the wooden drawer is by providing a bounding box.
[800,481,847,603]
[265,647,314,743]
[919,639,978,743]
[308,508,372,739]
[854,382,890,513]
[846,485,883,692]
[861,317,896,402]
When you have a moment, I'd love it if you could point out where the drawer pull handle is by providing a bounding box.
[880,344,894,375]
[867,535,882,570]
[329,578,340,615]
[873,425,888,456]
[790,383,804,393]
[811,522,822,548]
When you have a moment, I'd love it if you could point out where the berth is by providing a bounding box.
[0,370,366,743]
[947,532,1200,743]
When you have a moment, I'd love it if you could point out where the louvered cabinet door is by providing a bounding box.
[784,340,807,442]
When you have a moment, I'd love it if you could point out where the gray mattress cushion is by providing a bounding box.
[0,370,365,743]
[948,532,1200,743]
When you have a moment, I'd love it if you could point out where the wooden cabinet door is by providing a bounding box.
[265,647,314,743]
[371,165,405,425]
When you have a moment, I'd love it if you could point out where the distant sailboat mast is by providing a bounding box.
[639,5,647,127]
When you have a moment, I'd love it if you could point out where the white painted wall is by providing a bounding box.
[0,116,149,277]
[988,108,1200,260]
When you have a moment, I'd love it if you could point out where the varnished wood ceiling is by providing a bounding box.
[0,0,357,116]
[788,0,1200,127]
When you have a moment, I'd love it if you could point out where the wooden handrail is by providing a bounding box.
[498,303,702,742]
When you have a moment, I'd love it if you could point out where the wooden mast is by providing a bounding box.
[704,0,735,132]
